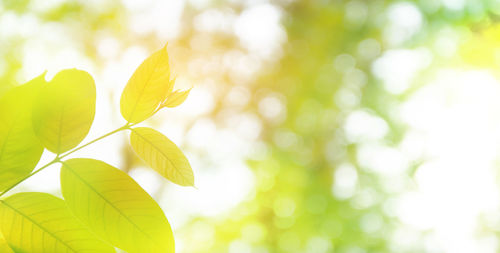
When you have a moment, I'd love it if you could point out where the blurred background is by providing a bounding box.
[3,0,500,252]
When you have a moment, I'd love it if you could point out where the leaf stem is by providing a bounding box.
[59,123,132,159]
[0,157,59,198]
[0,123,134,198]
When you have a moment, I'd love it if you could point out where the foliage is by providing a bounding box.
[0,46,192,252]
[3,0,500,252]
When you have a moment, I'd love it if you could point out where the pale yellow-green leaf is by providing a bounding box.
[130,127,194,186]
[32,69,96,154]
[0,74,45,192]
[0,231,14,253]
[0,192,115,253]
[60,158,175,253]
[161,88,191,108]
[120,45,173,123]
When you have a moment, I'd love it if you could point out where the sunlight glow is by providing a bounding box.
[397,70,500,252]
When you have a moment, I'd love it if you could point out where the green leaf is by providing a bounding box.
[130,127,194,186]
[0,192,115,253]
[60,158,175,253]
[32,69,96,154]
[161,88,191,108]
[120,45,173,123]
[0,74,45,192]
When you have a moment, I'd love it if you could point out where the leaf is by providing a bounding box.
[130,127,194,186]
[0,74,45,192]
[0,83,13,99]
[60,158,175,253]
[0,192,115,253]
[0,231,14,253]
[32,69,96,154]
[161,88,191,108]
[120,45,173,123]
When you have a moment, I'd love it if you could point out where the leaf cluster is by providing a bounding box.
[0,45,193,252]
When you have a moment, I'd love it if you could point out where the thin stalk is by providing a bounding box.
[59,123,132,159]
[0,123,134,198]
[0,157,60,198]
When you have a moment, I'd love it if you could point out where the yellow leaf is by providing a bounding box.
[0,192,115,253]
[161,88,192,108]
[120,45,173,123]
[130,127,194,186]
[0,231,13,253]
[0,74,45,192]
[60,158,175,253]
[32,69,96,154]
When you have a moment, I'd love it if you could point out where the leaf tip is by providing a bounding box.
[31,70,48,83]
